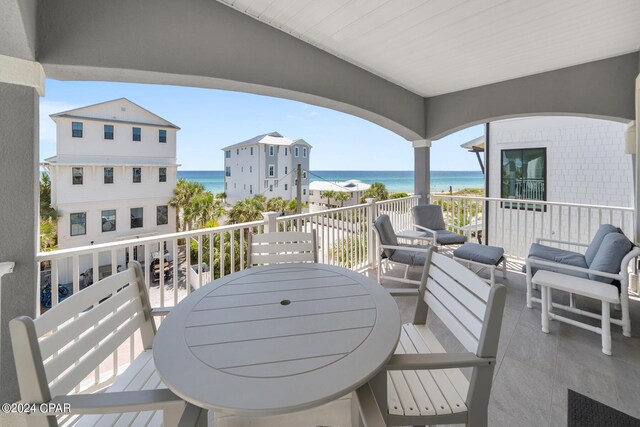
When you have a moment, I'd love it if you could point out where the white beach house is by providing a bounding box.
[42,98,180,282]
[309,179,371,209]
[222,132,311,204]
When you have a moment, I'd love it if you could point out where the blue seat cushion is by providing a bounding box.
[454,243,504,266]
[373,214,398,258]
[389,244,432,266]
[588,233,633,283]
[584,224,620,266]
[421,229,468,245]
[523,243,589,278]
[525,256,590,279]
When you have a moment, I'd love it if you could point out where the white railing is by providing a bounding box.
[35,195,420,392]
[430,194,635,260]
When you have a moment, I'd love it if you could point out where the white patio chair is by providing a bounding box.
[9,262,204,427]
[410,204,468,246]
[247,230,317,266]
[353,247,507,427]
[372,214,435,286]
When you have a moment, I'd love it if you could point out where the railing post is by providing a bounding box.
[262,211,279,233]
[366,198,377,268]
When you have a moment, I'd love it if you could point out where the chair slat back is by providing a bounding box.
[248,231,317,266]
[420,252,498,354]
[411,204,446,231]
[10,262,154,404]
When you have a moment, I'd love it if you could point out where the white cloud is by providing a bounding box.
[39,99,80,160]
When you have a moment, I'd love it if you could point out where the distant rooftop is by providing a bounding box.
[310,179,370,193]
[42,155,179,167]
[223,132,312,150]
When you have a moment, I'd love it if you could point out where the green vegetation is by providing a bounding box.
[360,182,389,203]
[330,235,367,269]
[321,190,336,208]
[333,191,351,207]
[190,230,244,277]
[40,174,58,251]
[389,192,410,199]
[169,179,225,231]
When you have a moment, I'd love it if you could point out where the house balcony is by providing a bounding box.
[28,195,640,426]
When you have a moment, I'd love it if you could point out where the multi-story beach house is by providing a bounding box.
[222,132,312,204]
[309,179,371,210]
[43,98,180,282]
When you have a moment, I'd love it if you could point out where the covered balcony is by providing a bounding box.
[1,1,640,426]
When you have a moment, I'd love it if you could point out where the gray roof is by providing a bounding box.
[222,132,312,150]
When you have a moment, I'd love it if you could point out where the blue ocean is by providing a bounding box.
[178,170,483,194]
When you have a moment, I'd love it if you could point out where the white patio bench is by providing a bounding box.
[10,262,204,427]
[533,270,622,355]
[353,248,507,427]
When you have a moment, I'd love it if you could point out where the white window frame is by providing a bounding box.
[303,147,307,157]
[268,164,275,177]
[269,145,275,156]
[294,146,299,157]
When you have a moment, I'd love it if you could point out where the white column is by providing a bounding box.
[635,74,640,243]
[413,139,431,204]
[262,211,279,233]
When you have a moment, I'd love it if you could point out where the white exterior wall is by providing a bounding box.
[47,100,179,282]
[308,190,366,208]
[224,140,310,204]
[488,116,632,207]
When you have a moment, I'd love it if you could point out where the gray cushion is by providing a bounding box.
[373,214,398,257]
[454,243,504,265]
[525,255,590,279]
[412,205,446,231]
[588,233,633,283]
[584,224,620,266]
[389,244,430,266]
[420,229,468,245]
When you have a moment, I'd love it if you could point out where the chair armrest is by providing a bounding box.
[526,258,620,281]
[412,224,437,237]
[535,237,589,247]
[386,353,495,370]
[354,383,386,427]
[45,389,183,415]
[379,244,435,254]
[387,288,419,297]
[151,307,173,317]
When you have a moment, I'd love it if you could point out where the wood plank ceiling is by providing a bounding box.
[218,0,640,97]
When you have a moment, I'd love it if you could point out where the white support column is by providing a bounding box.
[413,139,431,204]
[365,198,377,268]
[635,74,640,244]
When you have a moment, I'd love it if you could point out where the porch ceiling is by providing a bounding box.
[219,0,640,97]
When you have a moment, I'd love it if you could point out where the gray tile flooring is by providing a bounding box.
[379,262,640,427]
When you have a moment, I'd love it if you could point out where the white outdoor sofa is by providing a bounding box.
[9,262,204,427]
[353,247,507,427]
[525,224,640,354]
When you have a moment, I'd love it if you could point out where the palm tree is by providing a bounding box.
[360,182,389,203]
[169,179,207,230]
[228,196,265,224]
[191,192,226,228]
[333,191,351,207]
[321,190,336,208]
[266,197,288,214]
[40,173,57,220]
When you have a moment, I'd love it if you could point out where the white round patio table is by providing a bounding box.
[153,262,401,416]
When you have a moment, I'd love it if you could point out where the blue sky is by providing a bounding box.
[40,79,484,171]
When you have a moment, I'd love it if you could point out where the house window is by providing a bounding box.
[264,180,268,188]
[249,185,253,194]
[303,147,307,157]
[285,166,288,175]
[294,146,299,157]
[236,149,239,155]
[72,122,83,138]
[104,167,114,184]
[133,167,141,183]
[159,167,167,182]
[284,184,288,191]
[70,212,86,236]
[250,147,254,155]
[303,171,307,179]
[157,205,168,226]
[225,166,231,177]
[303,189,306,195]
[104,124,114,140]
[225,150,231,158]
[284,147,288,156]
[269,185,273,192]
[72,167,83,185]
[250,166,252,173]
[130,207,143,229]
[132,127,141,141]
[268,165,275,177]
[501,148,546,209]
[159,129,167,143]
[269,146,275,156]
[102,209,116,232]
